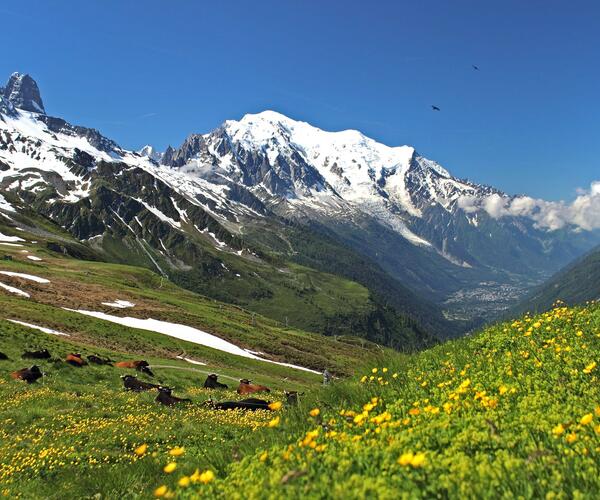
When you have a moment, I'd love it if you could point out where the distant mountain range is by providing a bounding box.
[1,72,599,344]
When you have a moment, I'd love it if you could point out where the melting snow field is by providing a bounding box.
[26,256,43,261]
[176,355,207,366]
[101,300,135,309]
[0,282,30,298]
[7,319,69,336]
[65,309,320,374]
[0,271,50,283]
[0,231,25,243]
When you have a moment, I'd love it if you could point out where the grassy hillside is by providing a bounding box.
[2,292,600,497]
[4,206,433,350]
[511,245,600,316]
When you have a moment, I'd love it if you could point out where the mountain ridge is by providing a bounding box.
[1,72,599,336]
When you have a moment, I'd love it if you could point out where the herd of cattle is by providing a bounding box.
[0,349,300,411]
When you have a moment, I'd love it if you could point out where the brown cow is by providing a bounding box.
[237,379,271,395]
[66,353,87,367]
[11,365,43,383]
[115,360,154,377]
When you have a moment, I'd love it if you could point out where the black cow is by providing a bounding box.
[11,365,43,383]
[87,355,113,366]
[284,390,304,405]
[155,386,192,406]
[203,373,228,389]
[121,375,160,392]
[22,349,51,360]
[0,351,8,360]
[207,398,272,411]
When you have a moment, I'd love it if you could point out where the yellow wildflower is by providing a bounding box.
[163,462,177,474]
[154,485,168,497]
[168,447,185,457]
[309,408,320,417]
[268,416,280,428]
[268,401,282,411]
[580,413,593,425]
[198,470,215,484]
[134,444,148,456]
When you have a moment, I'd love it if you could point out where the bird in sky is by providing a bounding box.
[431,105,441,111]
[472,64,480,70]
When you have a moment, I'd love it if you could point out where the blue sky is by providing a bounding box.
[1,0,598,200]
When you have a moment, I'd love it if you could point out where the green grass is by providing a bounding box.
[3,301,600,498]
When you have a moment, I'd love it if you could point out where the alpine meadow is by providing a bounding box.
[1,1,600,499]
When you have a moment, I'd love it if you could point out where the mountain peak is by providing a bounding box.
[1,72,45,114]
[138,144,163,162]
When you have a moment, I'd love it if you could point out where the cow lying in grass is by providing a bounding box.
[115,360,154,377]
[155,386,192,406]
[11,365,43,383]
[87,355,113,366]
[206,398,272,411]
[121,375,160,392]
[66,353,87,367]
[203,373,228,389]
[22,349,51,360]
[237,379,270,394]
[284,390,303,405]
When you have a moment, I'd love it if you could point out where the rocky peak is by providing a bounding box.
[1,73,45,114]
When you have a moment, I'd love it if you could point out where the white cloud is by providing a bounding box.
[457,181,600,231]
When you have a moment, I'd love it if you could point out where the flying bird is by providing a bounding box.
[472,65,480,70]
[431,105,441,111]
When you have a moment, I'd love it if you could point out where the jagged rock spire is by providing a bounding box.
[1,72,45,114]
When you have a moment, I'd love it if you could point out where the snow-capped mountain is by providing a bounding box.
[138,144,164,163]
[1,72,599,329]
[164,110,504,251]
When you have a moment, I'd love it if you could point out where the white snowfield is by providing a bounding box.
[7,319,69,336]
[176,355,207,366]
[0,231,25,243]
[101,299,135,309]
[0,242,23,247]
[0,194,15,212]
[64,308,320,374]
[0,282,30,297]
[26,255,43,261]
[0,271,50,283]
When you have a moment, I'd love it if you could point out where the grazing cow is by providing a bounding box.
[22,349,51,360]
[237,379,271,395]
[66,353,87,367]
[0,351,8,360]
[284,390,304,405]
[203,373,228,390]
[121,375,160,392]
[115,360,154,377]
[207,398,272,411]
[87,355,113,366]
[155,386,192,406]
[11,365,43,384]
